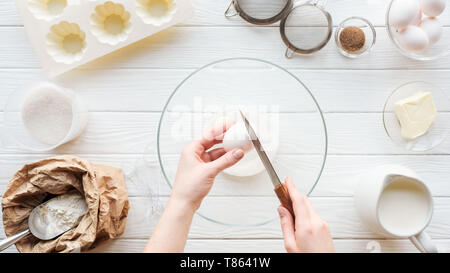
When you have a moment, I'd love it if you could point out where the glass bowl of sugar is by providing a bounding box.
[3,82,88,151]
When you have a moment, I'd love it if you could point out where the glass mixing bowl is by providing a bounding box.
[386,0,450,61]
[157,58,327,226]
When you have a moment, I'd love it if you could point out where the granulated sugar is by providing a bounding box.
[21,83,73,145]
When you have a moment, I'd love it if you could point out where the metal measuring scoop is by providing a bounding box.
[0,192,87,252]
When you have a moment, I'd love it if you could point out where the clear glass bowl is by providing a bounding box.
[386,0,450,61]
[383,81,450,151]
[335,16,376,58]
[157,58,328,226]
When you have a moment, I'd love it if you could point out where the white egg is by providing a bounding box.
[390,0,421,29]
[222,121,252,152]
[420,17,443,44]
[420,0,446,16]
[219,110,280,177]
[223,149,265,177]
[397,25,429,52]
[411,8,423,25]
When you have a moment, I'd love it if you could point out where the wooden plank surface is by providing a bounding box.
[2,112,450,155]
[1,0,450,253]
[2,26,450,70]
[2,196,450,240]
[1,238,449,253]
[2,1,450,27]
[1,69,450,113]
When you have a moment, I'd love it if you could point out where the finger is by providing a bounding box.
[303,195,320,220]
[199,119,235,150]
[278,206,298,253]
[284,177,310,225]
[207,148,227,161]
[207,148,244,175]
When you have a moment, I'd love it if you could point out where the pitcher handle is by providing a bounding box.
[409,231,438,253]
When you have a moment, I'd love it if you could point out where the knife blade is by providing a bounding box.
[239,110,295,217]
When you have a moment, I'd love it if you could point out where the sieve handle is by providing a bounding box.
[0,229,30,252]
[225,1,238,18]
[285,48,294,59]
[312,0,328,8]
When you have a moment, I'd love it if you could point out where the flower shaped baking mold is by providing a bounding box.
[46,21,87,64]
[27,0,69,21]
[90,1,132,46]
[136,0,177,26]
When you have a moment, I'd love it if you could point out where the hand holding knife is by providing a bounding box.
[239,110,295,218]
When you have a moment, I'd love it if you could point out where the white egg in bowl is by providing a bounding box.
[219,111,279,177]
[397,25,429,52]
[420,17,443,45]
[420,0,446,17]
[386,0,450,60]
[389,0,421,29]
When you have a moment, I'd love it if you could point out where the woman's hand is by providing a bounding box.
[278,177,335,253]
[170,120,245,211]
[144,120,244,253]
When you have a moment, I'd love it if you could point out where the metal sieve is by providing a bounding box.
[281,1,333,57]
[225,0,333,57]
[225,0,293,25]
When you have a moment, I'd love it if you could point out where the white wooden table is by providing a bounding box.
[1,0,450,253]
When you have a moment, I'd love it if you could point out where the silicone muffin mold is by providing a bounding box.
[136,0,177,26]
[27,0,69,21]
[46,21,87,64]
[15,0,193,77]
[90,1,132,45]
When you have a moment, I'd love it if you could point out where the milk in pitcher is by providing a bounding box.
[377,177,431,236]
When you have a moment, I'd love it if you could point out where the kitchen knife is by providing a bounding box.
[239,110,295,217]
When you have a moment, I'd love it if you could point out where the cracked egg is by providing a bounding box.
[90,1,132,45]
[27,0,69,21]
[46,21,87,64]
[136,0,177,26]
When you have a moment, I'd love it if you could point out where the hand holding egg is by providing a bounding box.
[219,111,279,177]
[222,121,253,153]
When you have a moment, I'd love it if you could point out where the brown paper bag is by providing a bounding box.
[1,156,130,253]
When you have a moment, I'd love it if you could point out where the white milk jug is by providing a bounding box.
[354,165,437,253]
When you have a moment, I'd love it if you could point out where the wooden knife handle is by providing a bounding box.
[274,183,295,218]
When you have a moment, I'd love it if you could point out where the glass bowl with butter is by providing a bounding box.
[383,81,450,151]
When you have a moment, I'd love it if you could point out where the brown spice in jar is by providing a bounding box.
[339,26,365,53]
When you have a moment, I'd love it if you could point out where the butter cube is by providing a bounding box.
[394,92,437,140]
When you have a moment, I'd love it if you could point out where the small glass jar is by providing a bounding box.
[335,16,376,58]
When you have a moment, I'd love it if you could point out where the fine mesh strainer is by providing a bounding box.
[225,0,333,57]
[281,2,333,57]
[225,0,293,25]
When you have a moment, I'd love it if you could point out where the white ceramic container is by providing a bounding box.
[354,165,437,253]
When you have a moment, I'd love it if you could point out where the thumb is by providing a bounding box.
[278,206,298,253]
[208,148,244,175]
